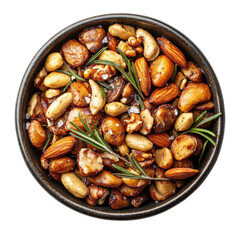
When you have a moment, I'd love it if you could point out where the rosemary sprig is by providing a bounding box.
[97,81,113,90]
[98,83,105,98]
[86,46,108,65]
[42,132,52,152]
[62,78,75,93]
[170,63,178,81]
[198,140,208,165]
[68,113,169,181]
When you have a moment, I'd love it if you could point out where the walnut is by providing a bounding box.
[118,40,143,58]
[131,150,154,168]
[34,67,48,91]
[127,37,142,47]
[123,113,143,133]
[86,184,109,206]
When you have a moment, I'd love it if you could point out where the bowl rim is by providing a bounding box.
[15,13,225,220]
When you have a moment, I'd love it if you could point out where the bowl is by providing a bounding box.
[15,14,225,220]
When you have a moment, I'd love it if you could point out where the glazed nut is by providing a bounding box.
[45,52,64,72]
[106,76,125,103]
[99,152,119,162]
[34,67,48,91]
[155,148,173,169]
[108,23,135,40]
[104,102,130,117]
[121,83,135,104]
[131,191,149,208]
[165,168,199,180]
[70,82,91,107]
[118,184,144,197]
[125,133,153,151]
[174,112,194,131]
[123,113,143,133]
[195,101,214,111]
[44,72,71,88]
[46,92,73,120]
[147,133,172,148]
[89,80,106,115]
[49,157,75,174]
[140,109,153,135]
[174,72,187,90]
[40,155,50,169]
[132,150,153,162]
[107,32,117,52]
[77,148,104,177]
[86,184,109,206]
[149,184,165,201]
[28,120,46,149]
[118,41,136,57]
[45,89,61,99]
[116,142,130,156]
[127,36,141,47]
[109,189,131,210]
[173,158,193,169]
[27,93,42,118]
[182,61,202,82]
[61,172,89,198]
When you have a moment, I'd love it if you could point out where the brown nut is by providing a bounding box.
[86,184,109,206]
[88,170,123,188]
[106,76,125,103]
[102,157,125,171]
[131,191,149,208]
[143,97,156,114]
[195,101,214,111]
[77,148,104,177]
[118,184,144,197]
[150,55,174,88]
[109,189,131,210]
[43,136,76,159]
[157,38,187,68]
[128,36,142,47]
[153,104,178,133]
[70,138,86,155]
[104,102,130,117]
[125,133,153,151]
[49,157,75,175]
[174,112,194,131]
[172,158,193,168]
[107,32,117,52]
[147,133,172,148]
[118,40,137,57]
[182,61,202,82]
[45,89,61,99]
[120,83,135,104]
[131,150,154,168]
[149,83,179,106]
[155,148,174,169]
[165,168,199,180]
[62,39,89,68]
[117,142,130,157]
[28,120,46,149]
[193,136,203,156]
[174,72,187,90]
[171,134,198,160]
[70,82,91,107]
[44,72,71,88]
[40,155,50,170]
[108,23,135,40]
[149,184,165,201]
[78,27,105,53]
[34,67,48,91]
[45,52,64,72]
[123,113,143,134]
[101,116,125,146]
[178,82,211,112]
[140,109,153,135]
[83,64,116,81]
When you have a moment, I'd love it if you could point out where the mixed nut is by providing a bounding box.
[26,23,220,210]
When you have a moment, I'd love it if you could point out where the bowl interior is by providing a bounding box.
[16,14,224,220]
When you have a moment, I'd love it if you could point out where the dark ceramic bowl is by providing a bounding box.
[15,14,225,220]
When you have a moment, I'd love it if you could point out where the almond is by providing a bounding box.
[107,32,117,52]
[43,136,76,159]
[149,83,179,105]
[147,133,172,148]
[135,57,151,96]
[165,168,199,180]
[157,38,187,68]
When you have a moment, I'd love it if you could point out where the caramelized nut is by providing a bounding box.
[109,189,131,209]
[155,148,173,169]
[123,113,143,133]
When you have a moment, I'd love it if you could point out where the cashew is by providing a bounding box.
[136,28,160,61]
[140,109,153,135]
[108,23,135,40]
[89,80,106,115]
[104,102,130,116]
[27,93,41,117]
[174,112,194,131]
[117,142,130,156]
[45,52,64,72]
[98,50,126,69]
[46,92,73,120]
[61,172,89,198]
[125,133,153,151]
[44,72,71,88]
[99,152,119,162]
[45,89,61,98]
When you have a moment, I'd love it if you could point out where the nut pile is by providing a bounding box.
[27,23,215,209]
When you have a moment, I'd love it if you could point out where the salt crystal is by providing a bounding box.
[102,74,108,80]
[84,97,91,103]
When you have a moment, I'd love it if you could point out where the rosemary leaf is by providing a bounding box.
[42,132,52,152]
[170,63,178,81]
[198,140,208,165]
[91,59,121,67]
[192,111,207,127]
[190,128,216,137]
[194,113,222,128]
[86,46,108,65]
[130,154,148,177]
[131,62,141,91]
[62,79,74,93]
[97,81,113,90]
[98,83,105,98]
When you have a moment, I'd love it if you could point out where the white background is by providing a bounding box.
[1,0,239,239]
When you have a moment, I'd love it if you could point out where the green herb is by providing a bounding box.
[198,140,208,165]
[97,81,113,90]
[170,63,178,81]
[98,83,105,98]
[62,79,75,93]
[42,132,52,152]
[86,46,108,65]
[68,114,169,181]
[41,124,47,127]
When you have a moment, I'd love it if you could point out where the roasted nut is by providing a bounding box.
[178,82,211,112]
[89,79,106,115]
[83,64,116,81]
[135,57,151,96]
[131,150,154,168]
[77,148,104,177]
[70,82,91,107]
[136,28,160,61]
[131,191,149,208]
[86,184,109,206]
[118,40,137,57]
[101,116,125,146]
[99,152,119,162]
[125,133,153,151]
[150,55,174,87]
[157,38,187,68]
[66,107,102,131]
[104,102,130,116]
[45,89,61,99]
[171,134,198,160]
[174,112,194,131]
[107,32,117,52]
[98,50,126,69]
[109,189,131,209]
[149,83,179,105]
[62,39,89,68]
[123,113,143,133]
[46,92,72,120]
[128,36,142,47]
[195,101,214,111]
[44,72,71,88]
[118,184,144,197]
[120,83,135,104]
[40,155,50,169]
[117,142,130,156]
[78,27,105,53]
[34,67,48,91]
[149,184,165,201]
[182,61,202,82]
[153,104,178,133]
[174,72,187,90]
[147,133,172,148]
[102,157,125,171]
[70,138,86,155]
[140,109,153,135]
[165,168,199,180]
[143,97,156,114]
[155,148,173,169]
[106,76,125,103]
[61,172,89,198]
[172,158,193,168]
[88,170,123,188]
[49,157,75,175]
[45,52,63,72]
[28,120,46,149]
[193,136,203,156]
[108,23,135,40]
[43,136,76,159]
